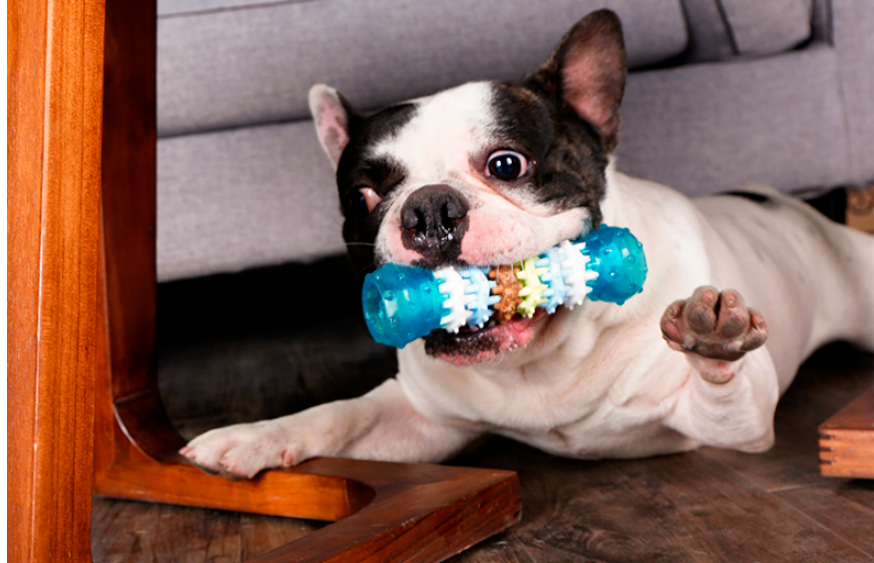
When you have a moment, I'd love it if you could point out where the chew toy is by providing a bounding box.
[362,225,647,348]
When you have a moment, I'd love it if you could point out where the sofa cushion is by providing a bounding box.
[682,0,812,63]
[157,45,847,281]
[158,120,342,281]
[157,0,688,137]
[833,0,874,187]
[616,45,846,198]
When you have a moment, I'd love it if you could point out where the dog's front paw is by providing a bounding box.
[180,421,300,480]
[660,286,768,369]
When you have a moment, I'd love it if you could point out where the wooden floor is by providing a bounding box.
[92,257,874,563]
[454,345,874,563]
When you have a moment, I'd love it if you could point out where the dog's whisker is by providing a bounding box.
[357,262,376,277]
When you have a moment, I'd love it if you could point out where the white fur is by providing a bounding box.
[183,93,874,479]
[370,82,590,267]
[369,82,496,184]
[308,84,350,168]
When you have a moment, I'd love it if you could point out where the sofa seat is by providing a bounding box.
[157,0,690,137]
[156,0,873,282]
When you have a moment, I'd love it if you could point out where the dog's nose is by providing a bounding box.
[400,184,469,266]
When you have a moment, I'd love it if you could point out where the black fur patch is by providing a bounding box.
[490,83,608,228]
[336,103,417,279]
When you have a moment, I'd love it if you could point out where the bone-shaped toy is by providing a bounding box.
[361,225,647,348]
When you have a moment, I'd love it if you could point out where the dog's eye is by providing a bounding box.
[348,186,382,217]
[486,151,529,181]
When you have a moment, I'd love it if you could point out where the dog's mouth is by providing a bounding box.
[424,309,548,366]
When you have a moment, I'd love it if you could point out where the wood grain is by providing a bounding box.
[92,499,325,562]
[8,0,106,561]
[456,438,874,562]
[240,512,327,561]
[776,480,874,556]
[820,385,874,478]
[8,2,47,560]
[100,0,159,414]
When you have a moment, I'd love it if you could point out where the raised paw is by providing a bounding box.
[660,286,768,364]
[179,420,300,480]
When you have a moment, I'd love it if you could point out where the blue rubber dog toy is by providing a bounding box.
[362,225,647,348]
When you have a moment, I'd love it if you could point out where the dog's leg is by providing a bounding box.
[660,286,778,452]
[180,379,481,479]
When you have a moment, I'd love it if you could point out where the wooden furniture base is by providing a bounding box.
[819,385,874,479]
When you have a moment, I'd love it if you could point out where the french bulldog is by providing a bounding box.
[181,10,874,479]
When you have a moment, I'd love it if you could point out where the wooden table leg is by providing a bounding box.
[94,1,521,561]
[9,1,106,562]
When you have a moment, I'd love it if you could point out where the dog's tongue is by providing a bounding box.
[426,309,546,366]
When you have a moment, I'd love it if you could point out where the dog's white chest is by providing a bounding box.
[397,316,698,458]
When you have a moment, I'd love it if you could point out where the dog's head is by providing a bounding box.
[310,10,627,364]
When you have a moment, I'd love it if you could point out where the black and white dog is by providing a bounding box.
[182,10,874,479]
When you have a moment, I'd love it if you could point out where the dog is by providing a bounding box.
[181,10,874,479]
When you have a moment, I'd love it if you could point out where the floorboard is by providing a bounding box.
[92,254,874,562]
[776,481,874,557]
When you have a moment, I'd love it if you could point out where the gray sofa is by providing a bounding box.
[156,0,874,282]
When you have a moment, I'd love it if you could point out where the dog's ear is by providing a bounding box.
[526,10,627,153]
[309,84,361,169]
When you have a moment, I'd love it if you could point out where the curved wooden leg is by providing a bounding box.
[96,1,521,561]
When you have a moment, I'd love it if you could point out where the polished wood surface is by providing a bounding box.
[8,0,106,561]
[820,385,874,478]
[100,0,159,408]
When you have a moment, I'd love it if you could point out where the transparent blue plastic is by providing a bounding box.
[361,264,446,349]
[361,225,647,348]
[579,226,647,305]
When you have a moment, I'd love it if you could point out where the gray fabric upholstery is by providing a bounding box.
[680,0,735,62]
[157,47,845,281]
[833,0,874,186]
[157,0,688,137]
[720,0,810,55]
[810,0,830,43]
[681,0,811,62]
[158,121,342,281]
[616,45,846,196]
[158,0,303,16]
[156,0,874,282]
